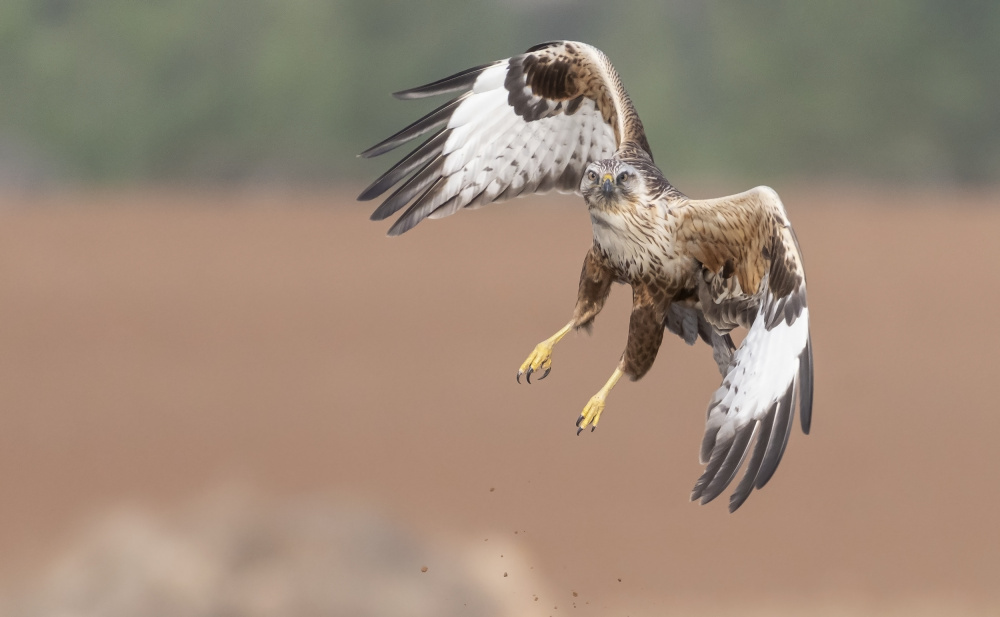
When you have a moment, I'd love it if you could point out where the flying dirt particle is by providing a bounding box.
[500,554,503,558]
[490,487,495,492]
[617,578,622,582]
[503,572,508,577]
[572,591,578,597]
[420,566,428,573]
[534,596,539,602]
[514,531,518,534]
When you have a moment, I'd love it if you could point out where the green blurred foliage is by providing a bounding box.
[0,0,997,184]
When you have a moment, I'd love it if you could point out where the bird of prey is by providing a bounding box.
[358,41,813,512]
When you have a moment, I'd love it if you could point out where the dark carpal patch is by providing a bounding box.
[505,53,585,122]
[504,57,550,122]
[525,56,577,100]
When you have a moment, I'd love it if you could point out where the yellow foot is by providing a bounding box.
[517,322,575,384]
[516,341,554,384]
[576,393,606,434]
[575,367,623,435]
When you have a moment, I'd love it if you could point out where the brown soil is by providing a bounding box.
[0,185,997,614]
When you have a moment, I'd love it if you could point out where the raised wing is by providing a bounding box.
[677,186,813,512]
[358,41,652,235]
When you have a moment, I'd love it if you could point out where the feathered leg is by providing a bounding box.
[517,248,613,383]
[576,285,664,432]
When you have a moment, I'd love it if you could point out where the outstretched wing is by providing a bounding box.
[358,41,652,235]
[678,186,813,512]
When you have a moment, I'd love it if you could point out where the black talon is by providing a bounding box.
[539,367,551,380]
[576,427,583,436]
[591,425,596,432]
[525,367,533,384]
[516,371,522,384]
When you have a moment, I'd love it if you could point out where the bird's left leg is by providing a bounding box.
[576,296,664,433]
[576,364,624,434]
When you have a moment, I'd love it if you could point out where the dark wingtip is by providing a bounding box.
[392,61,498,100]
[699,426,755,506]
[799,337,814,435]
[525,41,563,53]
[386,210,424,236]
[358,141,394,159]
[727,404,777,513]
[392,89,422,100]
[358,97,464,161]
[755,387,795,490]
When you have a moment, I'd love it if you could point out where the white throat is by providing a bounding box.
[590,208,649,276]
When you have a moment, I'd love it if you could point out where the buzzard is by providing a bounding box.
[358,41,813,512]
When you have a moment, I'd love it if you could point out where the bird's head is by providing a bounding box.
[581,159,642,213]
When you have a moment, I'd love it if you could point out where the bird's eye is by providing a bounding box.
[587,170,597,182]
[617,171,630,183]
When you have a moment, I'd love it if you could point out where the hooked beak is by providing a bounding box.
[601,174,614,196]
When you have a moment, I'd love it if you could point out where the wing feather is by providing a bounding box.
[359,41,650,234]
[727,402,777,512]
[359,94,470,160]
[393,62,501,100]
[665,302,735,376]
[694,422,757,505]
[754,383,796,490]
[680,186,812,511]
[358,129,449,203]
[369,156,446,222]
[799,336,814,434]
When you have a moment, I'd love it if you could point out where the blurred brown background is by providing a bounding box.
[1,1,999,616]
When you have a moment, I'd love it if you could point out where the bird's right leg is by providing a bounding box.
[517,248,613,383]
[517,320,573,383]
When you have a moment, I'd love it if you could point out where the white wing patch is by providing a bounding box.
[359,42,624,236]
[691,280,812,512]
[431,96,614,218]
